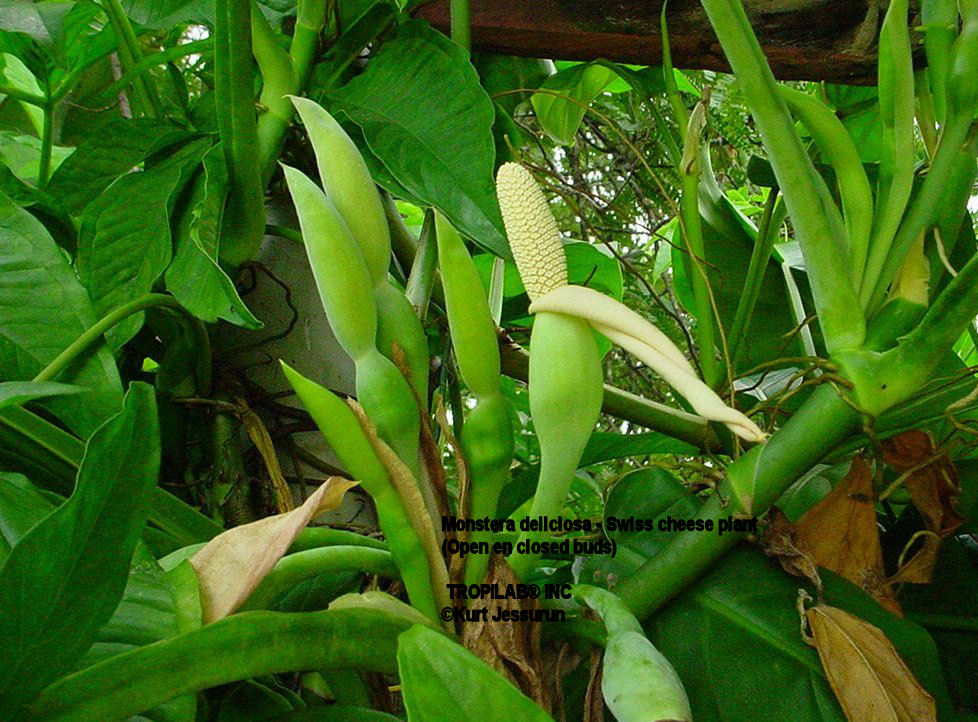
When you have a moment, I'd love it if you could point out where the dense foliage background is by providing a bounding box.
[1,1,977,720]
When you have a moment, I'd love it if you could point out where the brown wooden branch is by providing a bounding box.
[414,0,923,85]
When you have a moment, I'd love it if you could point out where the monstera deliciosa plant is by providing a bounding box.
[0,0,976,720]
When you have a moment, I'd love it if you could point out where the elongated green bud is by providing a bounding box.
[435,211,515,584]
[495,162,567,300]
[282,164,377,359]
[283,165,419,469]
[573,585,691,722]
[289,96,391,284]
[435,211,502,397]
[375,280,430,405]
[280,363,439,623]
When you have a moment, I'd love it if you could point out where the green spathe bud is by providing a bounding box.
[289,96,392,284]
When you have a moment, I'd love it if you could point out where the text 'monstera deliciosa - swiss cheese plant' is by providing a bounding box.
[0,0,977,719]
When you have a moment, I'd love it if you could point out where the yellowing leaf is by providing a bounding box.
[190,477,358,622]
[806,604,935,722]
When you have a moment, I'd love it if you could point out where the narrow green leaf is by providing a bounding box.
[0,380,81,411]
[0,383,161,717]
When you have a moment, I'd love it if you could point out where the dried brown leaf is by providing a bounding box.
[190,477,357,622]
[238,399,294,513]
[796,457,900,614]
[806,604,935,722]
[761,507,823,591]
[882,431,963,538]
[582,647,604,722]
[461,555,550,711]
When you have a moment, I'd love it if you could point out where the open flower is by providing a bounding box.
[496,162,766,444]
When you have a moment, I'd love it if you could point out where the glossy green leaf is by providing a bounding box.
[326,19,508,257]
[0,383,160,717]
[397,625,554,722]
[76,139,209,349]
[46,117,193,215]
[0,191,122,436]
[165,143,260,328]
[532,61,620,145]
[0,472,57,564]
[644,547,950,721]
[0,380,81,410]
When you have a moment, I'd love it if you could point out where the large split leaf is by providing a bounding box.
[0,383,160,717]
[326,19,507,257]
[0,191,122,436]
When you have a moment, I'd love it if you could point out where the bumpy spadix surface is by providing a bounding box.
[496,162,567,300]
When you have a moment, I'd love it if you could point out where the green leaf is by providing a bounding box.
[531,61,620,145]
[397,625,554,722]
[645,548,845,721]
[326,19,508,257]
[76,138,210,349]
[577,467,700,586]
[0,52,44,134]
[0,191,122,436]
[46,117,193,215]
[824,84,882,163]
[0,383,160,717]
[0,130,73,185]
[166,144,260,328]
[0,472,57,563]
[475,54,553,116]
[0,380,81,410]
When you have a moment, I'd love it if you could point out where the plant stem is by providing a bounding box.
[450,0,471,56]
[618,384,858,619]
[101,0,161,117]
[660,1,689,134]
[729,187,782,367]
[96,39,211,103]
[0,84,46,106]
[214,0,266,267]
[33,294,210,393]
[37,101,53,188]
[251,1,297,184]
[680,160,719,386]
[30,608,411,721]
[241,546,399,610]
[699,0,865,353]
[290,0,328,84]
